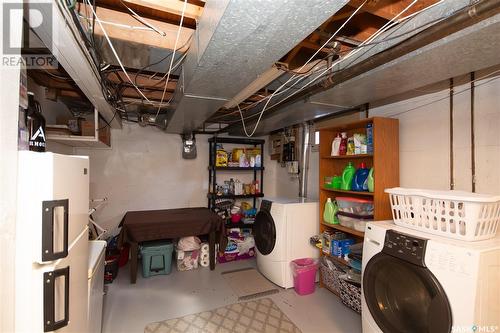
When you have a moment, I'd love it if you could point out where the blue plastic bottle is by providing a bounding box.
[352,162,369,191]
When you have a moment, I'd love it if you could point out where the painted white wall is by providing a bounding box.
[0,9,21,331]
[74,124,276,233]
[369,76,500,195]
[278,76,500,199]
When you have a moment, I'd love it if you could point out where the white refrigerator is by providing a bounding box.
[15,151,90,332]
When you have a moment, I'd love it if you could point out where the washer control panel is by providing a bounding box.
[382,230,428,267]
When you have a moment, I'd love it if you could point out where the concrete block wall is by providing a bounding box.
[74,125,276,232]
[369,76,500,194]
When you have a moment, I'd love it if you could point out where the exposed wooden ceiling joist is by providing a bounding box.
[85,6,193,50]
[348,0,439,21]
[185,0,205,7]
[95,0,198,29]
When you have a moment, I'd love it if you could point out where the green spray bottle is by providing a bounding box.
[341,162,356,190]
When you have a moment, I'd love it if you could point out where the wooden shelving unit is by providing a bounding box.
[321,187,374,197]
[318,117,399,292]
[321,221,365,237]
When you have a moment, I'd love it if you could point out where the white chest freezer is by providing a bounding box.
[88,240,106,333]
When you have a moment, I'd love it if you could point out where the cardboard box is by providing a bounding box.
[98,119,111,146]
[81,120,95,137]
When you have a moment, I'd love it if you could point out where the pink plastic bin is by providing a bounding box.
[291,258,319,295]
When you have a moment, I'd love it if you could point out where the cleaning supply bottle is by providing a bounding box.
[352,162,369,191]
[339,132,348,155]
[341,162,356,190]
[323,198,335,224]
[367,168,374,192]
[331,133,342,156]
[366,123,373,154]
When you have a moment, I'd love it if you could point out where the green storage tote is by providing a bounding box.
[139,240,173,278]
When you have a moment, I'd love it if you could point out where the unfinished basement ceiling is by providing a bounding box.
[29,0,500,134]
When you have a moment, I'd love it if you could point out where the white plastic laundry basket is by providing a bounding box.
[385,188,500,241]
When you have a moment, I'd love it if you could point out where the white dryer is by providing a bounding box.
[361,221,500,333]
[254,197,319,288]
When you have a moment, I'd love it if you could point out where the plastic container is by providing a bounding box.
[331,133,342,156]
[353,220,369,232]
[352,162,369,192]
[323,198,337,224]
[332,176,342,189]
[291,258,319,295]
[341,162,356,190]
[336,197,374,216]
[339,132,348,155]
[386,187,500,241]
[140,240,174,278]
[367,168,374,192]
[337,212,373,231]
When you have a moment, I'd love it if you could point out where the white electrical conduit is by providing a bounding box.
[238,0,369,136]
[83,0,153,103]
[155,0,188,118]
[79,15,156,32]
[119,0,166,36]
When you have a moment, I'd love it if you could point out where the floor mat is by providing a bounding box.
[221,267,280,301]
[144,298,301,333]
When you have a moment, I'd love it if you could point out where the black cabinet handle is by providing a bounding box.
[42,199,69,261]
[43,267,70,332]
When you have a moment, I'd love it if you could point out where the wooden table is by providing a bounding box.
[119,207,223,283]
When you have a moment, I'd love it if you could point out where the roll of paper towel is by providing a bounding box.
[200,258,209,267]
[200,243,209,253]
[200,252,209,261]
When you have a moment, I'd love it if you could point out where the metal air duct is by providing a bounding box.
[163,0,351,134]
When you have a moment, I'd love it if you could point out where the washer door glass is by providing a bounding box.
[254,210,276,255]
[363,253,452,333]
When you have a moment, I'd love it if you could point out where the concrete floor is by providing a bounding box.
[102,259,362,333]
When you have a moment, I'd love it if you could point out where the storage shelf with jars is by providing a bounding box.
[207,137,265,228]
[318,117,399,293]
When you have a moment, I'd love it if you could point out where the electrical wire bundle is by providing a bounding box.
[231,0,476,137]
[60,0,191,128]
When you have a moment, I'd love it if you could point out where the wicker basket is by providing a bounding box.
[319,258,343,294]
[339,277,361,314]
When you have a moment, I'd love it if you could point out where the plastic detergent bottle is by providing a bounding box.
[367,167,375,192]
[339,132,348,155]
[323,198,335,224]
[341,162,356,190]
[331,133,342,156]
[352,162,369,191]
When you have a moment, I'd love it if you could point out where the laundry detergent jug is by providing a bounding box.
[341,162,356,190]
[367,167,374,192]
[352,162,369,192]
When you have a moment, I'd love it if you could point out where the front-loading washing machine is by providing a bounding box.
[361,220,500,333]
[254,197,319,288]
